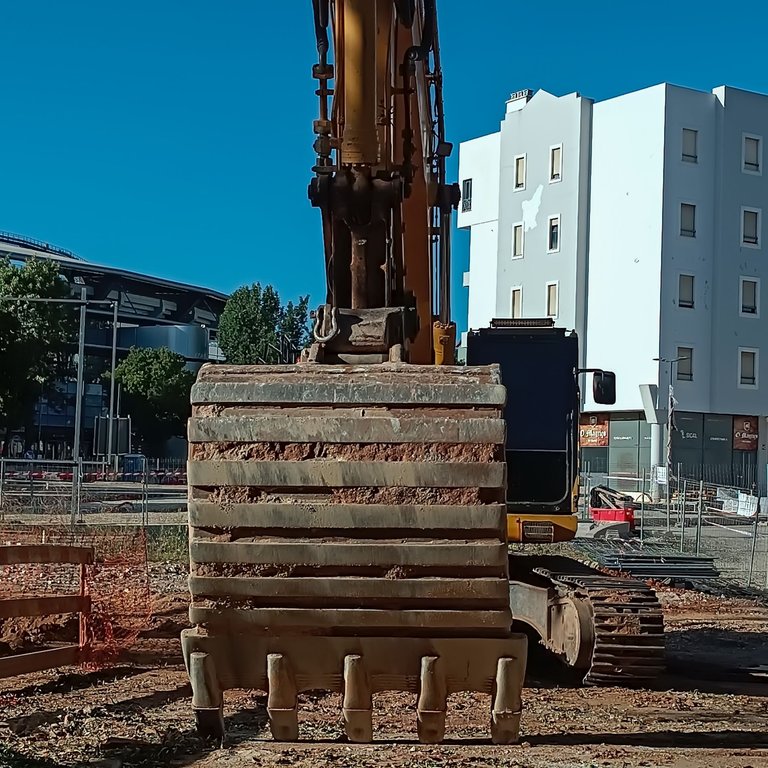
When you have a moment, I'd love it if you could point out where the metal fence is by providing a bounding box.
[0,457,186,527]
[581,469,768,590]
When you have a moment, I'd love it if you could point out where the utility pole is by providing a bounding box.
[71,280,87,523]
[106,298,119,468]
[654,355,687,531]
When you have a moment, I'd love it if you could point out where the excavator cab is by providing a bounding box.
[467,319,617,543]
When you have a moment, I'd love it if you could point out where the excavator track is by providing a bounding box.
[510,555,665,686]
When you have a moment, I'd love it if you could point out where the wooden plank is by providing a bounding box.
[188,415,505,445]
[0,595,90,619]
[189,501,506,533]
[191,381,505,408]
[190,540,507,568]
[189,576,509,601]
[0,545,94,566]
[0,645,81,679]
[189,607,511,631]
[188,460,505,489]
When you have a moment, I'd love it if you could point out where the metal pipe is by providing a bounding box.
[747,498,760,587]
[639,469,645,545]
[350,233,368,309]
[679,479,687,553]
[106,299,118,465]
[695,479,704,556]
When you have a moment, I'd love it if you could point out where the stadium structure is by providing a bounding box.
[0,231,228,459]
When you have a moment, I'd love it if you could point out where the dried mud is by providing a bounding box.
[204,486,488,506]
[191,442,498,463]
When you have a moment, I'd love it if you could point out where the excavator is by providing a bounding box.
[181,0,664,745]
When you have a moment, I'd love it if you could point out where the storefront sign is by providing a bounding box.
[733,416,759,451]
[580,414,609,447]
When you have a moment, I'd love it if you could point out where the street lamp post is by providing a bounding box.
[71,280,87,522]
[654,355,687,530]
[106,298,119,471]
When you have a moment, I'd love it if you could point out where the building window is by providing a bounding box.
[739,348,758,388]
[678,274,694,308]
[511,287,522,319]
[680,203,696,237]
[512,223,524,258]
[546,282,558,318]
[740,277,759,316]
[743,135,762,174]
[514,154,526,190]
[461,178,472,212]
[549,144,562,182]
[682,128,698,163]
[676,347,693,381]
[742,207,761,247]
[547,215,560,253]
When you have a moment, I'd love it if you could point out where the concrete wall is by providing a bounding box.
[458,132,501,329]
[658,85,718,414]
[457,132,501,230]
[495,91,592,340]
[585,85,667,410]
[711,87,768,416]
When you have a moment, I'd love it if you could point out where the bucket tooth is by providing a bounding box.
[342,654,373,743]
[416,655,447,744]
[267,653,299,741]
[189,651,224,743]
[491,657,524,745]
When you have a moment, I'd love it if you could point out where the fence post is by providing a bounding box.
[747,497,760,587]
[75,458,84,524]
[79,560,89,653]
[679,479,687,553]
[695,479,704,556]
[142,457,149,527]
[639,469,645,545]
[0,458,4,522]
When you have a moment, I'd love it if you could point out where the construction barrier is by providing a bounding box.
[0,544,92,678]
[0,526,151,673]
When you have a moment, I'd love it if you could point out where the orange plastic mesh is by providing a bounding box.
[0,524,151,666]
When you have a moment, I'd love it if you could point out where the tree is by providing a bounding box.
[0,258,75,443]
[112,346,195,456]
[218,283,310,364]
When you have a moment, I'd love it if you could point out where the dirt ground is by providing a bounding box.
[1,566,767,768]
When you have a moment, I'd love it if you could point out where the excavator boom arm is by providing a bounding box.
[308,0,458,364]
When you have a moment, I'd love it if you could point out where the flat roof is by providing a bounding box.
[0,231,228,303]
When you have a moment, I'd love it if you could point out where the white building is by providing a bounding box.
[459,83,768,486]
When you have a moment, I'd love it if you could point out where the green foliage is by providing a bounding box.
[112,346,195,455]
[218,283,310,364]
[146,524,189,563]
[0,258,75,433]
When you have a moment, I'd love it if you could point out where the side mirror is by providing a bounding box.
[593,371,616,405]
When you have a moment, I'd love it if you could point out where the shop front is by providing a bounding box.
[580,411,760,489]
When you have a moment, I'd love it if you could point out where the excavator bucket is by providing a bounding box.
[182,362,527,744]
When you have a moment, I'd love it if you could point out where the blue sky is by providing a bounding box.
[2,1,766,331]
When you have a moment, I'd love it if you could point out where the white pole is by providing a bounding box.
[70,286,87,525]
[107,299,118,464]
